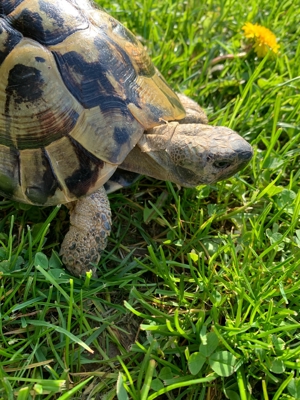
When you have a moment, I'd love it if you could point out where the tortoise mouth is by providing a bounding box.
[212,147,253,172]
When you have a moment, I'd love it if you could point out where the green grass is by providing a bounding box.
[1,0,300,399]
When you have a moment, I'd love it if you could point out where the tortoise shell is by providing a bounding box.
[0,0,185,205]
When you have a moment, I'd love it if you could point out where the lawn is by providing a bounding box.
[1,0,300,399]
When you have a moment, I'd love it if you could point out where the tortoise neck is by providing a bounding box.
[119,145,168,181]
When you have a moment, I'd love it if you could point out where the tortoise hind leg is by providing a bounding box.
[60,186,111,277]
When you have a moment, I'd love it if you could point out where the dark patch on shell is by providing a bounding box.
[52,33,141,109]
[5,64,44,114]
[9,9,45,42]
[52,49,116,109]
[2,61,80,149]
[147,103,164,121]
[35,56,45,62]
[0,0,25,15]
[25,148,60,204]
[64,137,104,198]
[38,0,65,28]
[0,18,23,66]
[98,98,129,115]
[113,126,130,145]
[8,0,88,45]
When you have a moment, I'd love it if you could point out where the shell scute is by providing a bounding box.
[69,106,143,165]
[7,0,89,45]
[0,19,23,66]
[50,27,138,109]
[44,136,115,203]
[0,38,83,150]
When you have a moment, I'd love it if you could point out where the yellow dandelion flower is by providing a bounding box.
[242,22,280,57]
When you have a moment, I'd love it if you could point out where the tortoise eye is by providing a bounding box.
[213,161,231,169]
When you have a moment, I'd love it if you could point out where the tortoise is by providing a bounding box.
[0,0,253,277]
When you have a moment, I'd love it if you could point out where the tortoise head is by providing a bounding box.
[120,121,253,187]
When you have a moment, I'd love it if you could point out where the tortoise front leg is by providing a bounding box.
[60,186,111,277]
[176,94,209,124]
